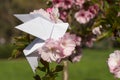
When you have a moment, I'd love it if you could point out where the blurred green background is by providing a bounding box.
[0,0,119,80]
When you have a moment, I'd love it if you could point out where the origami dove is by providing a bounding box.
[14,14,69,72]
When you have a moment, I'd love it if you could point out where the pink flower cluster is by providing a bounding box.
[52,0,99,23]
[52,0,86,21]
[108,50,120,78]
[59,11,67,22]
[37,33,81,63]
[52,0,74,9]
[75,4,99,24]
[75,0,85,7]
[30,7,62,23]
[52,0,88,9]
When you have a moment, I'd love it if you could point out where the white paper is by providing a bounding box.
[22,38,44,72]
[51,23,69,40]
[26,52,40,72]
[23,38,44,56]
[14,14,34,22]
[14,13,69,73]
[14,14,51,22]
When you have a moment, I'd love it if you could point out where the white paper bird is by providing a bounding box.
[14,13,69,72]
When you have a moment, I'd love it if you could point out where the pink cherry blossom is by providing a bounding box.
[69,46,82,62]
[30,8,51,20]
[70,53,82,62]
[74,4,99,24]
[75,0,85,7]
[85,38,96,48]
[59,11,67,22]
[59,33,81,56]
[30,7,61,23]
[75,36,82,46]
[74,10,91,24]
[108,50,120,78]
[59,34,76,56]
[37,39,63,63]
[52,0,74,9]
[46,7,61,22]
[37,33,81,63]
[46,8,53,13]
[88,4,99,17]
[92,25,102,36]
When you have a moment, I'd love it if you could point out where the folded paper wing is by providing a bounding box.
[14,14,51,22]
[51,23,68,40]
[14,14,34,22]
[23,38,44,56]
[15,17,54,40]
[14,14,69,72]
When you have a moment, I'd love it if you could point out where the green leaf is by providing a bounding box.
[34,75,41,80]
[116,38,120,42]
[40,59,49,68]
[11,49,21,58]
[96,30,112,41]
[37,66,47,72]
[54,65,63,72]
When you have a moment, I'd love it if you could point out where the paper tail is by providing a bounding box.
[26,52,40,72]
[23,38,44,72]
